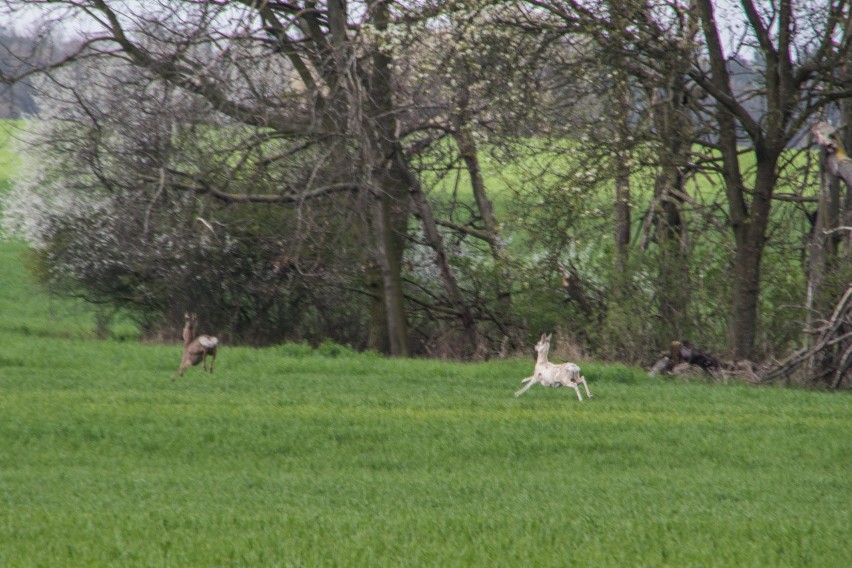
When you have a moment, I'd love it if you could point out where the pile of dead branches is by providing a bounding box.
[761,285,852,388]
[648,340,763,384]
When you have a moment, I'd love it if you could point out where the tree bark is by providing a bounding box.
[606,4,632,282]
[370,187,409,356]
[728,159,775,358]
[364,0,410,356]
[806,149,831,338]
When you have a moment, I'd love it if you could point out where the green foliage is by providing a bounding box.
[1,108,367,345]
[272,341,317,359]
[0,114,835,359]
[273,339,368,359]
[499,141,826,360]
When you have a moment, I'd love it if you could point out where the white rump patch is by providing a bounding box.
[199,336,218,348]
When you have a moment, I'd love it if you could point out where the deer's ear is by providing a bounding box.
[540,333,547,341]
[546,333,552,341]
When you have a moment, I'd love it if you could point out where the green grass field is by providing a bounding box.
[0,240,850,566]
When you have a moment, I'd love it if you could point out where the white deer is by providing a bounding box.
[173,312,219,380]
[514,333,592,401]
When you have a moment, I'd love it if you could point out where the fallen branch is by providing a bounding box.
[761,285,852,388]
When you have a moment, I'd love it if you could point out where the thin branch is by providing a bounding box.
[138,172,359,204]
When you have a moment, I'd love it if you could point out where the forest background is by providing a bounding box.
[1,1,850,385]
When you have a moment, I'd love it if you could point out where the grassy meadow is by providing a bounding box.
[0,237,849,566]
[1,122,851,566]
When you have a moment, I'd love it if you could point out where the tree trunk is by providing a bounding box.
[646,74,692,345]
[729,238,762,358]
[370,187,409,356]
[695,0,769,359]
[613,166,631,275]
[363,0,410,356]
[654,168,689,344]
[728,159,775,358]
[611,71,632,280]
[365,259,390,352]
[806,147,834,337]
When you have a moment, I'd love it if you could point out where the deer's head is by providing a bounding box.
[535,333,552,356]
[182,312,199,344]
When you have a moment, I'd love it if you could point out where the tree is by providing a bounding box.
[510,1,703,358]
[2,57,374,343]
[1,1,415,351]
[687,0,852,358]
[1,0,544,356]
[528,0,852,359]
[394,2,550,353]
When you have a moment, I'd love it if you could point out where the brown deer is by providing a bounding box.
[173,312,218,380]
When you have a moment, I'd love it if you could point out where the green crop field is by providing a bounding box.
[1,121,850,566]
[0,236,850,566]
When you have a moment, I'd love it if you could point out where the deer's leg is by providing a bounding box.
[207,351,216,373]
[572,384,583,401]
[173,352,192,381]
[514,375,540,397]
[579,376,592,399]
[520,375,534,384]
[201,352,208,372]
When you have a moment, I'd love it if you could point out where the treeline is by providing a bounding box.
[0,2,850,384]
